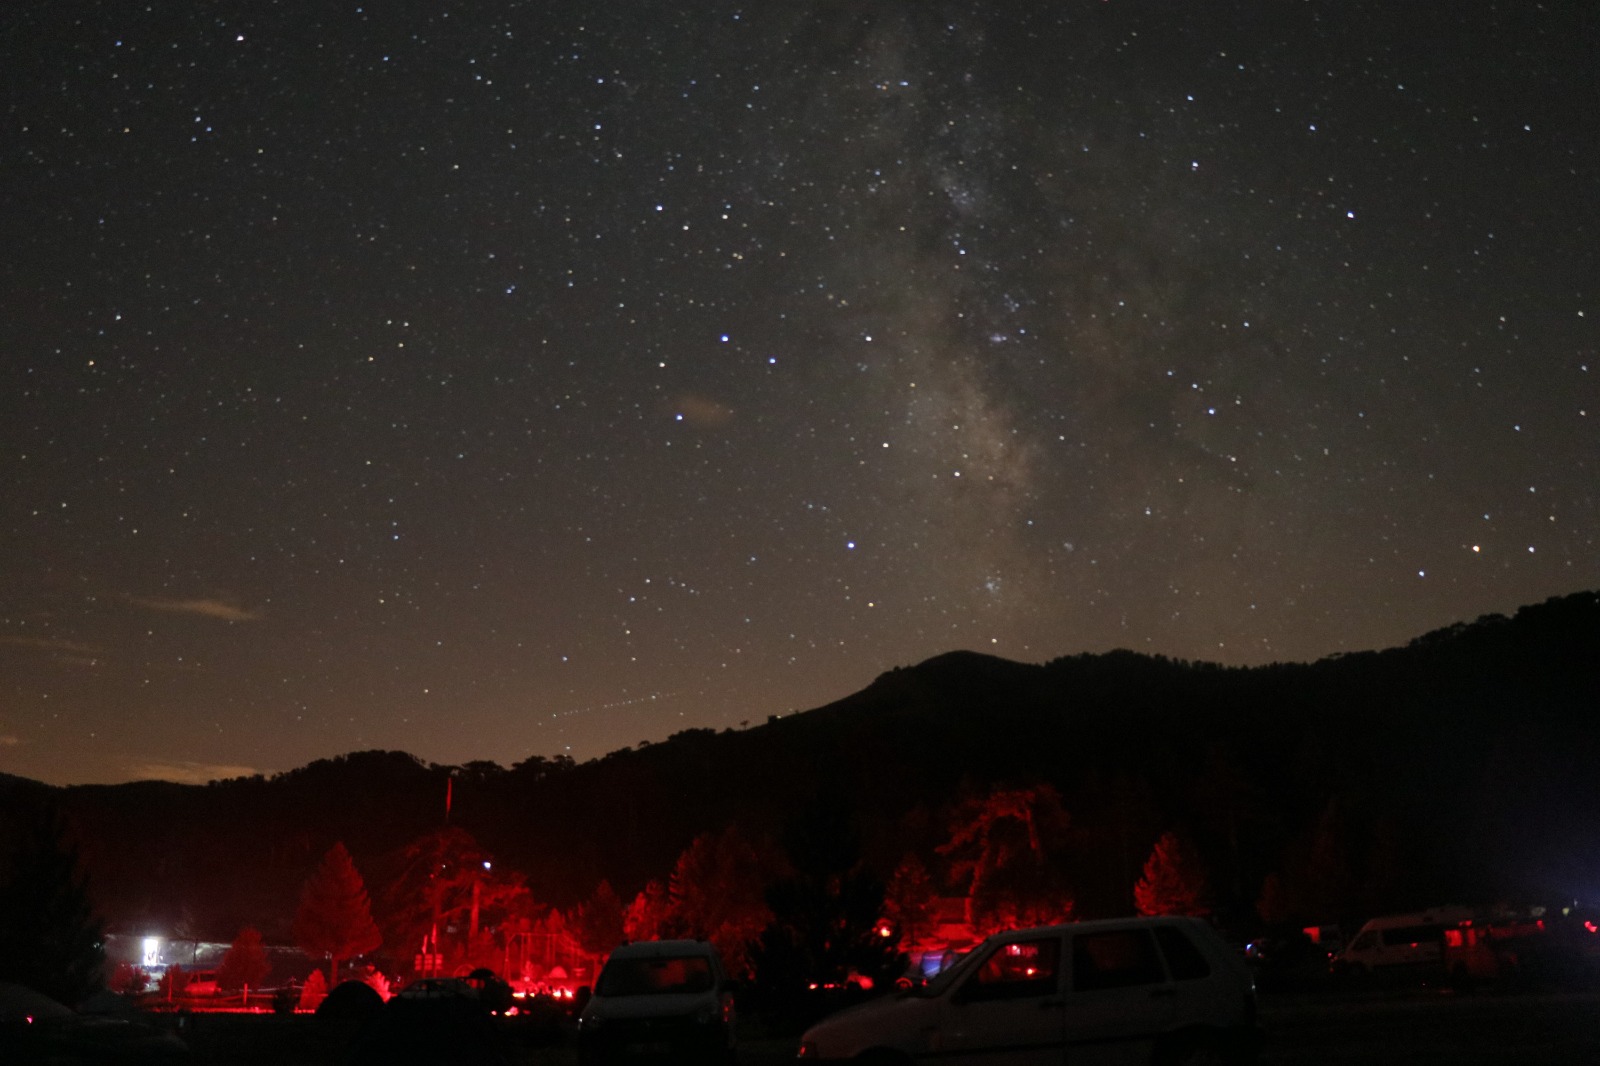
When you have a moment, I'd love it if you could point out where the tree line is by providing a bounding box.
[2,591,1595,1007]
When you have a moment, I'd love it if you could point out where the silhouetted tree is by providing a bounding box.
[572,879,627,975]
[752,801,905,1015]
[218,925,272,999]
[293,842,382,988]
[1188,743,1266,915]
[1285,798,1355,922]
[1134,831,1211,917]
[667,825,774,977]
[1255,872,1290,927]
[938,783,1074,935]
[1358,815,1406,914]
[0,810,105,1005]
[883,853,936,952]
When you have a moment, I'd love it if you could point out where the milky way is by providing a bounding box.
[2,1,1594,784]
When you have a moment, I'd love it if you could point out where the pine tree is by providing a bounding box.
[292,842,382,988]
[1133,830,1211,917]
[0,810,106,1006]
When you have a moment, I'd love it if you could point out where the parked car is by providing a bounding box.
[181,971,219,997]
[797,916,1258,1066]
[577,939,737,1064]
[1332,906,1474,975]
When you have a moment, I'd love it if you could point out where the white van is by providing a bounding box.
[577,939,737,1065]
[797,916,1258,1066]
[1334,907,1475,974]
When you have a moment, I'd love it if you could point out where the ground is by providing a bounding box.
[163,987,1600,1065]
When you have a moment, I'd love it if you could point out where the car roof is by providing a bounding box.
[605,939,718,960]
[988,915,1212,940]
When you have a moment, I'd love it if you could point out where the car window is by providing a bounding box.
[958,936,1061,1001]
[1380,925,1442,947]
[596,955,714,996]
[1072,929,1166,991]
[1154,926,1212,981]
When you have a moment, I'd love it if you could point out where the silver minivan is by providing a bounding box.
[797,916,1257,1066]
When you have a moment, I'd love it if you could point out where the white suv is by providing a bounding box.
[797,916,1258,1066]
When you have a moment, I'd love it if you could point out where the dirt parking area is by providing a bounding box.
[172,988,1600,1065]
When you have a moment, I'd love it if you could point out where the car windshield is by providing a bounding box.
[918,945,984,997]
[595,955,714,997]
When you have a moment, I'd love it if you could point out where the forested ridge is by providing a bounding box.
[3,590,1595,944]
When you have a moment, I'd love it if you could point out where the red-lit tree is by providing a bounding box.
[379,826,528,974]
[1133,831,1211,917]
[296,968,327,1011]
[292,842,381,988]
[938,783,1074,935]
[624,880,672,942]
[218,926,271,1002]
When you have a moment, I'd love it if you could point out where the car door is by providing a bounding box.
[1062,927,1176,1066]
[932,932,1067,1066]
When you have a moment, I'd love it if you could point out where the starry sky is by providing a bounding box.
[3,1,1595,787]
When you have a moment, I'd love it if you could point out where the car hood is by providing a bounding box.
[803,991,933,1048]
[583,991,718,1021]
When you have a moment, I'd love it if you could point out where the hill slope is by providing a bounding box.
[3,591,1595,938]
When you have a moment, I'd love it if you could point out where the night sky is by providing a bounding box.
[3,2,1595,787]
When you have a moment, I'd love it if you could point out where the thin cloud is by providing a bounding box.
[124,761,261,785]
[131,597,262,622]
[0,635,103,656]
